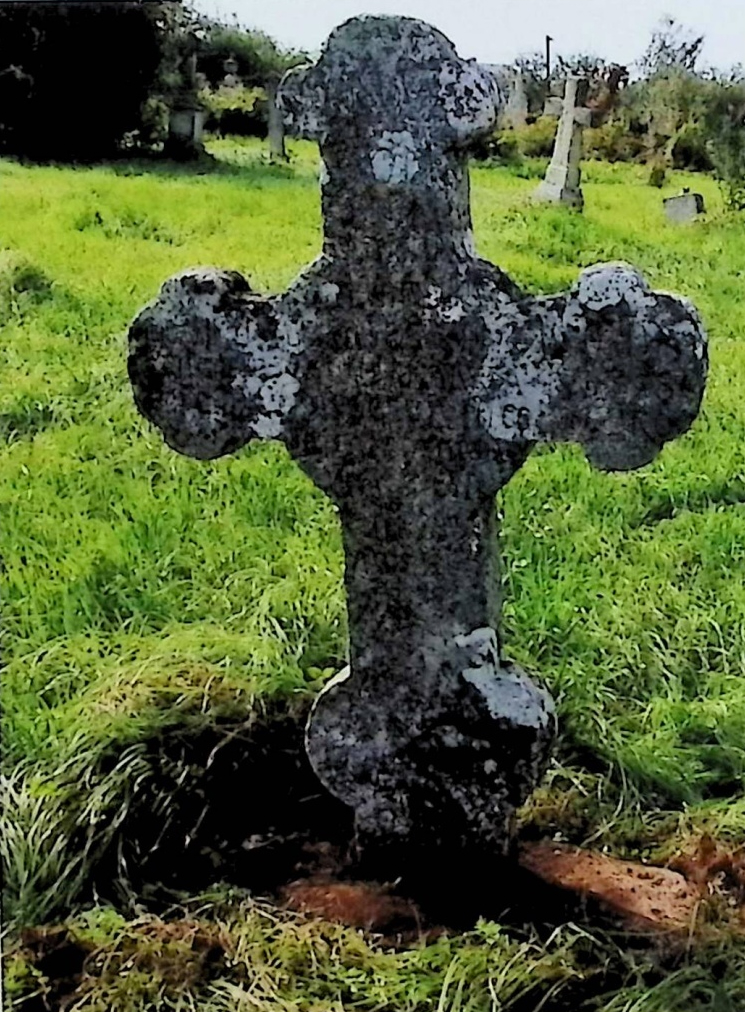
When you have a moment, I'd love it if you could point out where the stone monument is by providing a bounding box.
[166,52,205,160]
[222,55,240,89]
[128,16,707,855]
[503,70,529,129]
[266,70,288,163]
[664,189,706,224]
[535,77,593,209]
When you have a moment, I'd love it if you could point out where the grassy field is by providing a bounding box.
[1,136,745,1010]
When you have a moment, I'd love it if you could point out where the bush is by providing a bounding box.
[705,81,745,209]
[512,117,558,158]
[201,85,267,137]
[0,2,166,160]
[647,160,667,187]
[584,122,646,163]
[470,129,521,164]
[671,121,714,171]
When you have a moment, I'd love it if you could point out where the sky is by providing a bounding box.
[190,0,745,71]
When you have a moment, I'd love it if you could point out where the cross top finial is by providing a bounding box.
[278,16,500,161]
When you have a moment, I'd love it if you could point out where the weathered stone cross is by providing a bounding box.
[536,76,593,209]
[128,16,707,854]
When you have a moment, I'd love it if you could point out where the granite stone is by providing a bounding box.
[664,191,706,224]
[128,16,708,853]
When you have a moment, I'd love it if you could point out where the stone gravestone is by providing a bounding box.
[535,77,592,209]
[166,53,205,160]
[222,55,240,89]
[664,190,706,224]
[504,71,529,129]
[266,70,288,163]
[128,16,707,855]
[166,106,205,158]
[543,81,564,118]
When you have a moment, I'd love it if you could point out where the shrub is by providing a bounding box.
[584,122,646,163]
[470,129,521,165]
[647,160,667,187]
[0,251,52,321]
[671,120,714,171]
[0,2,166,160]
[201,85,267,138]
[512,117,558,158]
[704,81,745,209]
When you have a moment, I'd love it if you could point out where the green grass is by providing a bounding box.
[2,137,745,1010]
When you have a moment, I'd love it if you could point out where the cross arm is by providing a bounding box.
[476,263,707,470]
[128,268,303,460]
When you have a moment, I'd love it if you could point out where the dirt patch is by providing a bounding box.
[17,928,94,1012]
[282,880,424,934]
[15,919,230,1012]
[85,710,745,940]
[91,705,356,904]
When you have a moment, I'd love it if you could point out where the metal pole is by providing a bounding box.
[545,35,553,83]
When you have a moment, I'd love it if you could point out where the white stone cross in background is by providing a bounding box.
[536,76,594,208]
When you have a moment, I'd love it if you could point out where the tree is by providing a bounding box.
[593,18,713,182]
[0,1,176,160]
[637,16,705,77]
[197,19,307,159]
[512,51,627,120]
[704,78,745,208]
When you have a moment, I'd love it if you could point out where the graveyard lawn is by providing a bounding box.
[2,138,745,1011]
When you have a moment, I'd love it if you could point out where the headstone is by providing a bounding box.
[222,55,241,89]
[504,71,529,128]
[485,66,541,127]
[543,95,563,118]
[543,80,565,118]
[166,105,205,159]
[535,77,593,209]
[266,71,287,163]
[166,51,205,159]
[128,16,707,855]
[664,190,705,224]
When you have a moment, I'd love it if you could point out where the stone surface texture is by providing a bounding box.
[520,842,700,933]
[128,16,708,854]
[535,77,592,209]
[664,191,706,224]
[493,68,528,129]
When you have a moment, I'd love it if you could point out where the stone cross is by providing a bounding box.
[535,77,593,209]
[128,16,707,855]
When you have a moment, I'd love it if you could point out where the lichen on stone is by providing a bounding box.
[128,15,708,856]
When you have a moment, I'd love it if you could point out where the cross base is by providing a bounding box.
[306,631,556,852]
[534,179,584,208]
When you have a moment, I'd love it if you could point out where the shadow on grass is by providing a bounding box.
[636,479,745,525]
[109,150,300,183]
[86,705,646,936]
[2,148,301,184]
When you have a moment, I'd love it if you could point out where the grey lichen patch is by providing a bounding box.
[128,15,708,856]
[476,262,708,470]
[128,268,306,458]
